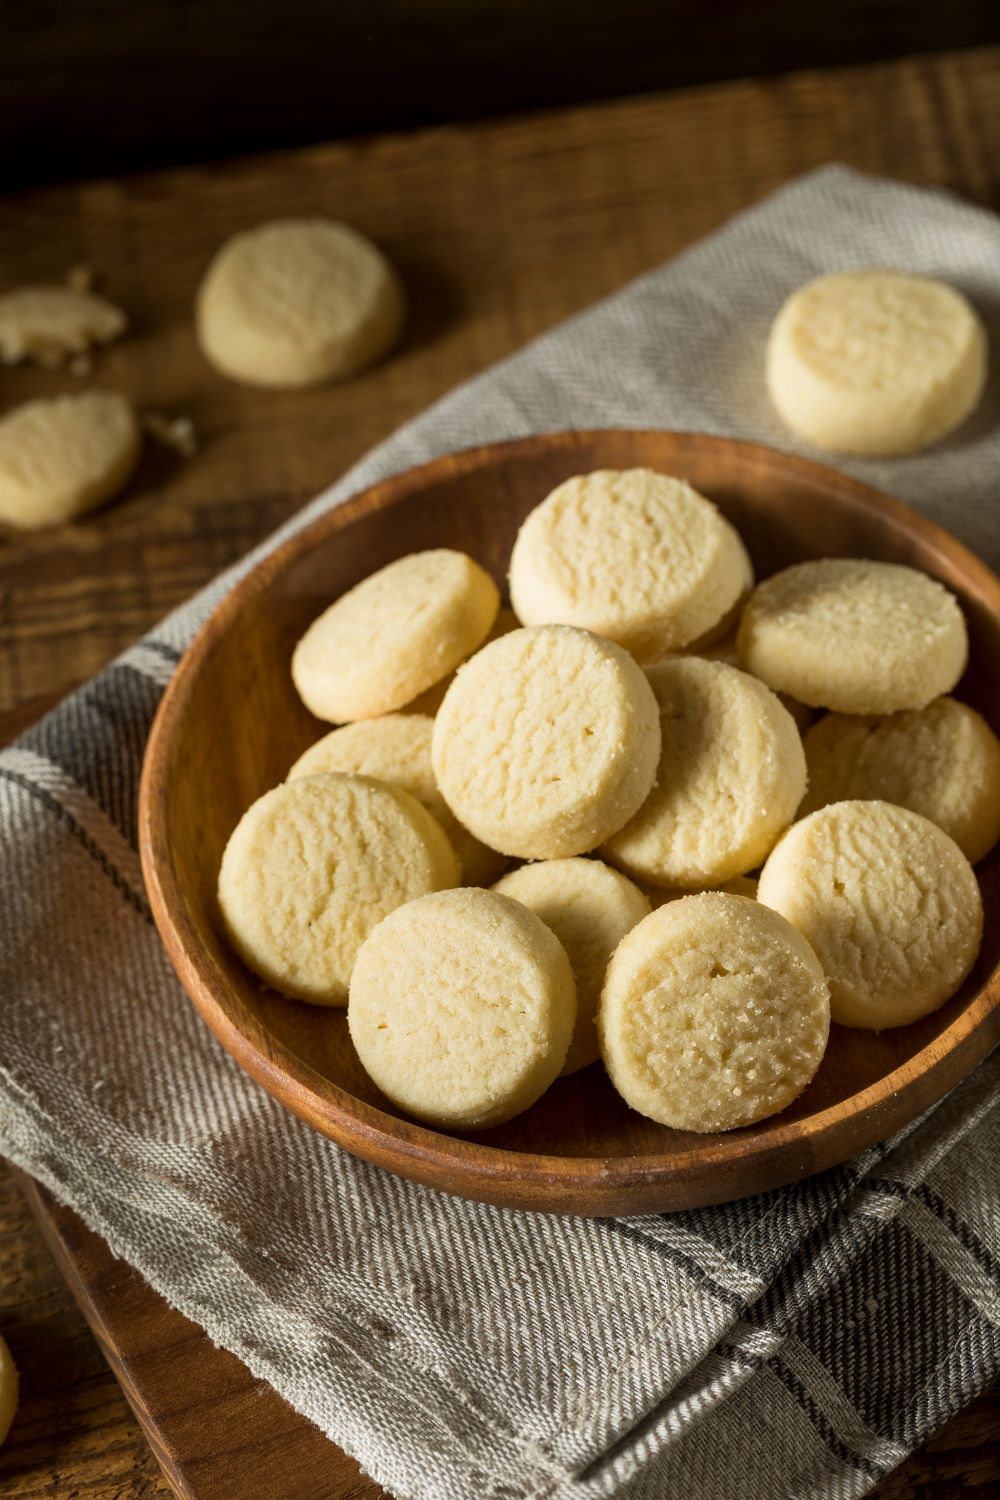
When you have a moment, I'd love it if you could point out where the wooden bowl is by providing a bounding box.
[139,430,1000,1216]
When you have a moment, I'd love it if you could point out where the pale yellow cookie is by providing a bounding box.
[0,284,126,367]
[0,392,141,529]
[405,606,520,716]
[292,550,499,723]
[218,774,459,1006]
[288,713,505,885]
[493,857,650,1074]
[508,469,753,663]
[196,218,404,387]
[432,625,661,859]
[348,888,576,1128]
[598,893,830,1132]
[738,559,967,714]
[0,1333,17,1449]
[800,699,1000,864]
[766,270,987,456]
[603,658,806,887]
[758,800,982,1029]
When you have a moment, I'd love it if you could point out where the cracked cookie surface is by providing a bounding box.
[432,624,661,859]
[599,892,830,1131]
[758,799,982,1028]
[800,698,1000,864]
[218,773,459,1006]
[288,713,506,885]
[603,657,806,888]
[738,558,967,713]
[509,469,752,662]
[348,888,576,1128]
[292,549,499,723]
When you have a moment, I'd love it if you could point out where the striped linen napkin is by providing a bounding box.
[1,165,998,1499]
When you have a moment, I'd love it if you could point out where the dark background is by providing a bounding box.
[5,0,1000,189]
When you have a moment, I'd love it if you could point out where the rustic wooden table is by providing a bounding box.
[1,43,999,1498]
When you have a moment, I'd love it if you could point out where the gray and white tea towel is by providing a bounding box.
[2,165,999,1500]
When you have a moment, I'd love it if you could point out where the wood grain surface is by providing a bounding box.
[6,0,1000,188]
[1,41,999,1498]
[140,429,1000,1216]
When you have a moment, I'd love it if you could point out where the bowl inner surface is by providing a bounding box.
[146,431,1000,1196]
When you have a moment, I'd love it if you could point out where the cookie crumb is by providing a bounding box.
[0,283,126,367]
[143,411,199,458]
[34,342,70,369]
[67,264,96,293]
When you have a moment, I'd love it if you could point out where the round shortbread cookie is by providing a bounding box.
[288,713,506,885]
[493,857,650,1074]
[196,218,404,387]
[603,658,807,888]
[218,774,459,1006]
[800,699,1000,864]
[766,270,987,456]
[0,391,141,529]
[0,284,126,367]
[405,606,520,716]
[738,558,967,714]
[348,888,577,1128]
[432,625,661,859]
[292,550,499,723]
[598,893,830,1132]
[758,800,982,1029]
[508,469,753,663]
[0,1333,17,1449]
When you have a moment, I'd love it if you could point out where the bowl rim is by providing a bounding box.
[138,428,1000,1211]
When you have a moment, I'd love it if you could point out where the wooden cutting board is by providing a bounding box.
[2,43,1000,1498]
[14,1175,382,1500]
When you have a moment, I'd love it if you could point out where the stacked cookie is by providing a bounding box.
[218,468,997,1135]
